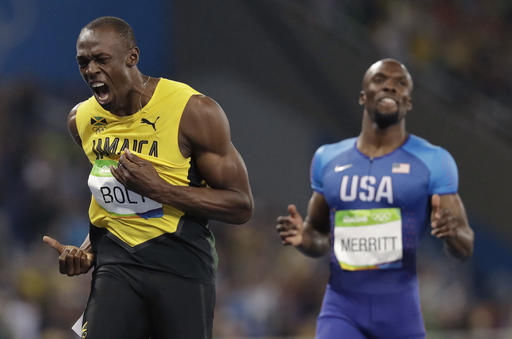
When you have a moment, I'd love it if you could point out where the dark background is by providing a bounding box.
[0,1,511,338]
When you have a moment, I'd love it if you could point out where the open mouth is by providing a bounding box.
[91,82,110,104]
[379,97,397,105]
[376,97,398,112]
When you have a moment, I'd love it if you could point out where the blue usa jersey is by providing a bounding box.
[311,135,458,294]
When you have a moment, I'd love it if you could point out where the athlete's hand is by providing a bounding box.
[43,236,94,276]
[276,204,304,246]
[430,194,458,239]
[110,148,165,198]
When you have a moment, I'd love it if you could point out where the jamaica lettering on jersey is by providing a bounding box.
[310,135,458,294]
[75,78,217,282]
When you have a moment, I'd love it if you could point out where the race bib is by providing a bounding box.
[88,159,163,219]
[333,208,403,271]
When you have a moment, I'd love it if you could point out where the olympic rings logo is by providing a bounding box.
[92,125,105,134]
[371,212,392,222]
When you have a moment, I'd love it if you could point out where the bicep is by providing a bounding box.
[182,95,250,192]
[195,143,251,192]
[305,192,330,234]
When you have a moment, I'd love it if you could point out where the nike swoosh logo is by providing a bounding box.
[334,164,353,172]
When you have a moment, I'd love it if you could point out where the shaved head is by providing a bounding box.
[81,16,136,50]
[362,58,413,92]
[359,58,414,129]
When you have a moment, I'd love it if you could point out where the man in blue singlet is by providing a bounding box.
[276,59,474,339]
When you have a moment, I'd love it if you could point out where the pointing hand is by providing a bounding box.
[43,235,94,276]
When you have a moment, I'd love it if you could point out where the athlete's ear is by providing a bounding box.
[126,47,140,67]
[359,90,366,106]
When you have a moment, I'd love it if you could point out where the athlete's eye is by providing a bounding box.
[373,75,384,83]
[96,57,109,65]
[77,59,89,68]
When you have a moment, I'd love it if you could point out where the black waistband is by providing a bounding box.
[89,217,217,283]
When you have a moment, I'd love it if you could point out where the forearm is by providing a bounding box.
[149,182,253,224]
[444,225,474,259]
[297,222,330,257]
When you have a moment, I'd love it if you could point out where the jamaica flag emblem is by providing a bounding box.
[91,116,108,133]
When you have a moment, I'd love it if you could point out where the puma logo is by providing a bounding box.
[141,116,160,131]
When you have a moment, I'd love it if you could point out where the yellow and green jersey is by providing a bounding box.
[75,78,216,281]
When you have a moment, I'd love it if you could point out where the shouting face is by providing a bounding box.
[359,59,413,129]
[76,26,138,111]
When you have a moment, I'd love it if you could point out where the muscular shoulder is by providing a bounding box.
[313,138,356,166]
[185,95,226,120]
[68,102,83,118]
[68,102,86,146]
[310,138,356,193]
[180,95,230,154]
[402,135,456,167]
[403,135,458,194]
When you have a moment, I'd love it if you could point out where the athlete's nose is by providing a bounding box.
[382,81,397,93]
[84,60,100,77]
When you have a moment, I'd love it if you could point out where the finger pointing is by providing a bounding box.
[43,236,65,254]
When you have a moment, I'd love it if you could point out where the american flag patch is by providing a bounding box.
[392,163,410,174]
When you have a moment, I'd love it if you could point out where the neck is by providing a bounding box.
[109,71,150,117]
[357,111,408,158]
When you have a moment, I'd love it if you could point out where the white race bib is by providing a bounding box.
[333,208,403,270]
[88,159,163,218]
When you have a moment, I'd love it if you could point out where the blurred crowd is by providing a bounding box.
[1,2,512,337]
[319,0,512,107]
[0,82,511,338]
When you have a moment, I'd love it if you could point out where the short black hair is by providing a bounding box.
[82,16,136,49]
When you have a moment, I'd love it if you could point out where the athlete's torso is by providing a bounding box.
[75,78,216,282]
[311,135,458,294]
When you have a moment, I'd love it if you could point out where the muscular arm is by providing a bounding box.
[276,192,331,257]
[298,192,331,257]
[67,103,83,146]
[431,193,474,260]
[112,95,254,224]
[42,104,94,277]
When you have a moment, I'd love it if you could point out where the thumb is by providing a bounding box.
[288,204,298,218]
[42,235,65,254]
[431,194,441,214]
[86,252,94,261]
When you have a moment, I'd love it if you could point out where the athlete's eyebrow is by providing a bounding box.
[371,72,387,80]
[76,51,110,59]
[394,75,408,83]
[92,52,110,58]
[372,72,408,83]
[76,55,89,64]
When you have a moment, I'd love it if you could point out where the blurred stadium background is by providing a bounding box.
[0,0,511,338]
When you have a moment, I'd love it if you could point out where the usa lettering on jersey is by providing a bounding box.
[339,175,393,203]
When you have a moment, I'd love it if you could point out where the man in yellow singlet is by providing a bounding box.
[43,16,253,339]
